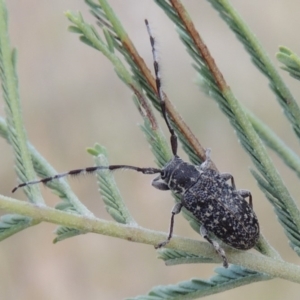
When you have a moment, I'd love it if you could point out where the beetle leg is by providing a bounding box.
[238,189,253,208]
[155,202,183,249]
[200,225,229,268]
[220,173,236,189]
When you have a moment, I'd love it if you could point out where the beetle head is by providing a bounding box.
[152,156,201,194]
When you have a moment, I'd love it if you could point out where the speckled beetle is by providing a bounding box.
[152,148,260,267]
[12,20,260,267]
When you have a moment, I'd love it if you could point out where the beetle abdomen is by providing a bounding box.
[182,171,259,250]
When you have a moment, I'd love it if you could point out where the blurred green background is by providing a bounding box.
[0,1,300,299]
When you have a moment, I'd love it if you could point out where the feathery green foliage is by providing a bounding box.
[89,144,136,225]
[0,116,93,242]
[245,109,300,178]
[128,265,269,300]
[277,46,300,81]
[0,1,42,203]
[206,0,300,139]
[84,0,205,165]
[0,0,43,238]
[154,0,300,258]
[0,0,300,299]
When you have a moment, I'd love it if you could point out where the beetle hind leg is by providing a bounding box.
[200,225,229,268]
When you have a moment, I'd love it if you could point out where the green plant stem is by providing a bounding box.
[93,145,137,224]
[224,89,300,228]
[245,109,300,177]
[211,0,300,131]
[0,117,93,217]
[65,11,134,87]
[0,0,42,203]
[68,5,207,164]
[97,0,127,40]
[0,194,300,284]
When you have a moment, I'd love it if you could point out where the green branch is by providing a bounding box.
[1,1,300,298]
[0,194,300,283]
[208,0,300,138]
[0,0,42,203]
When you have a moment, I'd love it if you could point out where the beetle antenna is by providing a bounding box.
[12,165,161,193]
[145,19,178,156]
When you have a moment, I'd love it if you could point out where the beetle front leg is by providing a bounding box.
[238,189,253,208]
[155,202,183,249]
[200,225,229,268]
[199,148,214,171]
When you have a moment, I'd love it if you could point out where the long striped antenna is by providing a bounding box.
[12,165,161,193]
[145,19,178,156]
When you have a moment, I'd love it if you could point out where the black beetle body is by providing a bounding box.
[152,150,259,267]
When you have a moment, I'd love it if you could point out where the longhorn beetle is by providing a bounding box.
[12,19,260,268]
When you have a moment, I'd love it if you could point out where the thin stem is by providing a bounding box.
[246,109,300,178]
[215,0,300,133]
[0,117,93,217]
[98,0,207,162]
[0,0,42,203]
[170,0,227,91]
[0,195,300,284]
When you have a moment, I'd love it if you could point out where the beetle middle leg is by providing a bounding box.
[220,174,253,208]
[155,202,183,249]
[200,225,229,268]
[220,173,236,189]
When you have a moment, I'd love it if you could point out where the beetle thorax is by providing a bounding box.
[152,156,201,194]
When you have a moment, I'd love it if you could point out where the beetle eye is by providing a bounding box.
[160,170,167,180]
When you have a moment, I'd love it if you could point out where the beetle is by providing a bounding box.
[152,148,259,267]
[12,19,260,268]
